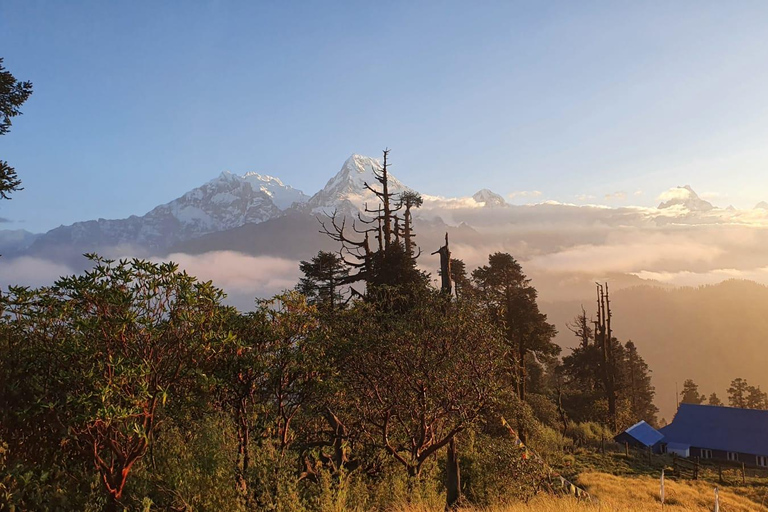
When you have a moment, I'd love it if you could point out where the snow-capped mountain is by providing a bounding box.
[28,171,307,253]
[304,154,412,214]
[657,185,714,212]
[242,172,308,209]
[755,201,768,210]
[472,189,508,207]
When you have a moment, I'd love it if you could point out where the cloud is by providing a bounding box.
[527,235,722,275]
[575,194,595,201]
[604,191,627,201]
[632,267,768,287]
[0,256,75,287]
[0,251,301,311]
[0,217,11,223]
[159,251,300,296]
[508,190,542,199]
[658,186,694,202]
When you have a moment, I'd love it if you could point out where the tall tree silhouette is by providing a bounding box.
[319,149,426,295]
[472,253,558,404]
[0,57,33,199]
[728,378,749,408]
[297,251,349,311]
[680,379,705,404]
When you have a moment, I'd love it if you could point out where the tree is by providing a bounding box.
[297,251,349,311]
[708,393,723,406]
[622,341,658,426]
[1,256,232,511]
[332,289,506,502]
[746,385,768,410]
[728,378,750,409]
[472,253,559,404]
[680,379,705,404]
[0,58,33,199]
[449,258,472,299]
[396,190,423,258]
[319,149,427,295]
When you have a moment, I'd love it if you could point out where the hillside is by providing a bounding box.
[542,279,768,420]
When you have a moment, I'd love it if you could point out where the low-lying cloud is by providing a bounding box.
[0,251,302,311]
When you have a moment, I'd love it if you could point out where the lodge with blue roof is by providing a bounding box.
[615,403,768,468]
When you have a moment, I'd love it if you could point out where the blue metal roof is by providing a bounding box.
[620,420,664,447]
[659,403,768,456]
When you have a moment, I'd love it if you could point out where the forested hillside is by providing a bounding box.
[542,279,768,420]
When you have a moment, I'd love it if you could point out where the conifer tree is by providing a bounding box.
[746,385,768,410]
[708,392,723,406]
[297,251,349,310]
[623,340,658,425]
[0,58,33,199]
[472,253,559,403]
[680,379,705,404]
[728,378,749,408]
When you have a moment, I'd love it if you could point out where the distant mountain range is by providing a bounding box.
[6,155,766,262]
[6,154,508,261]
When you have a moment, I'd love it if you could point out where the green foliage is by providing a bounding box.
[297,251,349,311]
[0,256,234,508]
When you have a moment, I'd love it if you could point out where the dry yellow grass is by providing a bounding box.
[390,471,768,512]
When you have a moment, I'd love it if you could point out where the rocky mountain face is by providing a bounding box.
[303,154,412,215]
[26,171,307,255]
[0,229,40,254]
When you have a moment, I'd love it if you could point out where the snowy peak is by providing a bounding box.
[242,172,309,210]
[306,154,411,213]
[755,201,768,210]
[28,169,300,252]
[472,189,507,207]
[658,185,714,212]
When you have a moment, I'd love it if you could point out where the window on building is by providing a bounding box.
[701,449,712,459]
[757,456,767,467]
[727,452,739,462]
[660,444,668,454]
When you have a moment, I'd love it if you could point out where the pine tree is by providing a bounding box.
[623,340,659,425]
[728,378,749,408]
[708,392,723,406]
[472,252,559,403]
[680,379,705,404]
[297,251,349,311]
[746,385,768,410]
[0,57,33,199]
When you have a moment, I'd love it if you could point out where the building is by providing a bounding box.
[614,420,664,449]
[658,403,768,467]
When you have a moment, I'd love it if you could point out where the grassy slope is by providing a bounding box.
[395,472,764,511]
[395,448,768,512]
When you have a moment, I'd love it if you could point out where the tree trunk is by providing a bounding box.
[104,494,117,512]
[445,436,461,509]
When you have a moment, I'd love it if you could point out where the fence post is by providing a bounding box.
[625,441,629,457]
[742,462,746,485]
[648,446,652,464]
[718,463,723,484]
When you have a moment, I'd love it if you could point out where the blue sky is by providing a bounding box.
[3,1,768,232]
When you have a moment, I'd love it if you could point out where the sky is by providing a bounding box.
[3,1,768,233]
